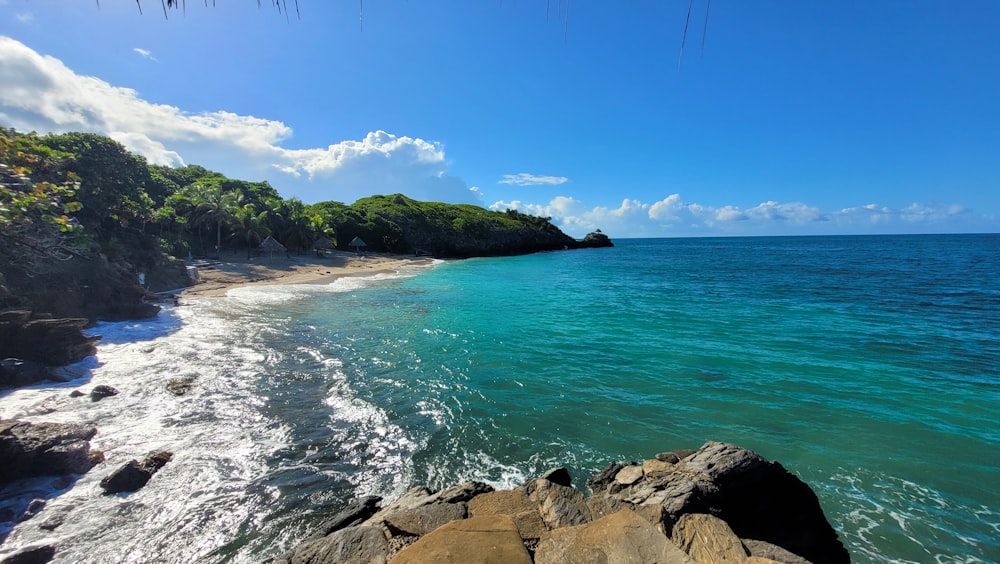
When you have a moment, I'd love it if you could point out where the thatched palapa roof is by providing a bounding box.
[311,237,336,251]
[257,235,286,253]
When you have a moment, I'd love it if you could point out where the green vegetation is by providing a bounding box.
[0,126,577,269]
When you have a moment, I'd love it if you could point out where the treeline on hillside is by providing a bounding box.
[1,126,579,266]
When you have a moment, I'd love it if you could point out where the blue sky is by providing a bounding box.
[1,1,997,237]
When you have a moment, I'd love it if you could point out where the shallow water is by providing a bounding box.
[1,235,998,563]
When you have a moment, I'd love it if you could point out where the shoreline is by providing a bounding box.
[176,251,437,299]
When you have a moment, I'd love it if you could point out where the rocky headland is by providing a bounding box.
[279,441,850,564]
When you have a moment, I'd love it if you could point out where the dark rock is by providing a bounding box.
[579,230,614,248]
[89,385,119,402]
[656,449,696,463]
[0,544,56,564]
[69,390,85,398]
[0,420,100,482]
[0,358,55,389]
[0,312,100,367]
[540,467,573,488]
[742,538,814,564]
[165,377,195,396]
[432,481,494,503]
[100,450,172,494]
[17,499,46,522]
[309,495,382,539]
[680,441,849,564]
[587,461,624,493]
[37,513,65,531]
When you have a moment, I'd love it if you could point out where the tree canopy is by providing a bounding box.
[1,126,571,264]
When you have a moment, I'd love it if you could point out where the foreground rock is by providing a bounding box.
[0,358,58,390]
[0,421,101,483]
[280,442,850,564]
[100,451,173,495]
[0,311,100,367]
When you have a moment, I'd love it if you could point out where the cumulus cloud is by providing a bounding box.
[499,173,569,186]
[0,36,478,204]
[133,48,157,62]
[492,193,981,238]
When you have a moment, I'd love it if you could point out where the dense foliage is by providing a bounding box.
[0,126,574,264]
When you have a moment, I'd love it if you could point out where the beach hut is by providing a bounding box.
[257,235,287,258]
[310,237,336,257]
[349,236,367,255]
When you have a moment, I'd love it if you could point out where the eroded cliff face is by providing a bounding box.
[0,232,190,369]
[0,233,188,324]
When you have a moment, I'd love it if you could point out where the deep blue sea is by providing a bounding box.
[1,234,998,563]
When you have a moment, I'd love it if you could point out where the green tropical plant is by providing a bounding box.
[232,204,270,259]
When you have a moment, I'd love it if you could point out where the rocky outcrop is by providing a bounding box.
[0,544,56,564]
[579,230,614,248]
[0,358,57,390]
[281,442,850,564]
[0,420,101,483]
[99,451,173,495]
[0,311,100,367]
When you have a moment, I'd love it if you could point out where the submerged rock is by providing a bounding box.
[89,385,119,402]
[100,450,173,495]
[165,377,195,396]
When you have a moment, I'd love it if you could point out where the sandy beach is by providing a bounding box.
[178,251,436,298]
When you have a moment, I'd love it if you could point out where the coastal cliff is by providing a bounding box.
[280,441,849,564]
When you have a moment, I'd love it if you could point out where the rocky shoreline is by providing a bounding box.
[278,441,850,564]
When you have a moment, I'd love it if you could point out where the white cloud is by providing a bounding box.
[499,173,569,186]
[0,35,478,204]
[492,194,984,238]
[133,48,157,62]
[15,12,33,23]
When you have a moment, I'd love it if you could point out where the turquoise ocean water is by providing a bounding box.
[1,234,997,562]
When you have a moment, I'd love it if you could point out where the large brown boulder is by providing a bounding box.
[671,513,748,563]
[534,508,692,564]
[0,420,100,483]
[289,525,389,564]
[388,514,532,564]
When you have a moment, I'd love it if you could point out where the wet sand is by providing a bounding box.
[179,251,435,298]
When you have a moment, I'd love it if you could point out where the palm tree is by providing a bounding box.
[232,204,270,259]
[192,184,241,259]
